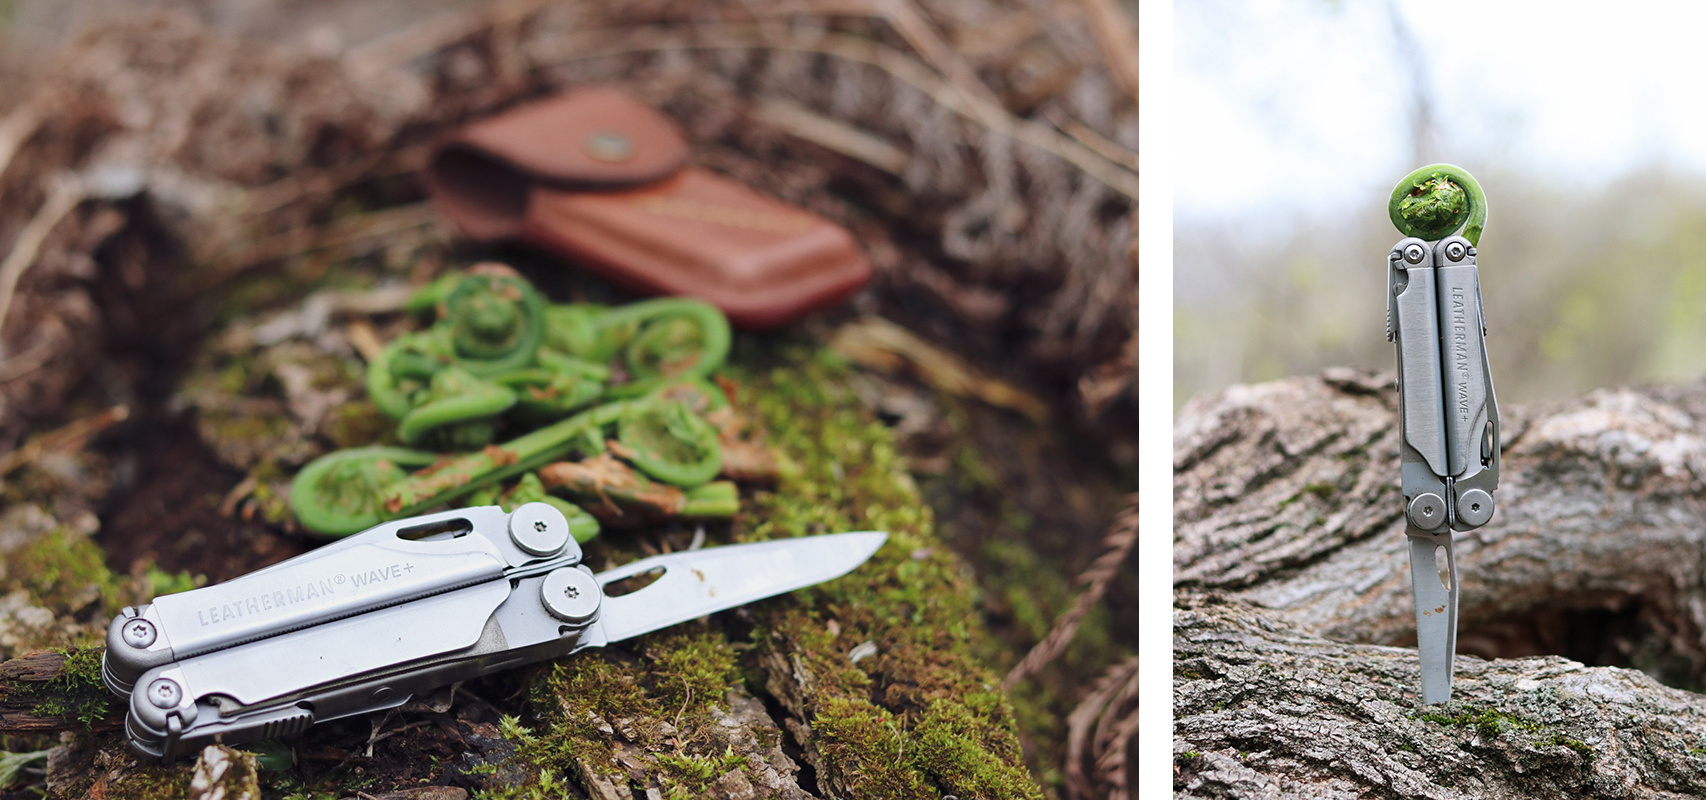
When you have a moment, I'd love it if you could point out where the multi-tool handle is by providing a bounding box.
[1388,236,1500,534]
[1388,233,1501,704]
[103,503,888,760]
[103,503,602,759]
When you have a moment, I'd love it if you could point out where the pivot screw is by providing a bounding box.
[1458,489,1494,527]
[121,619,157,649]
[147,678,182,709]
[1402,243,1426,264]
[1445,241,1466,261]
[1409,492,1447,529]
[541,568,601,624]
[509,502,570,556]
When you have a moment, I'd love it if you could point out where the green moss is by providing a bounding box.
[911,696,1037,799]
[519,628,740,780]
[471,767,572,800]
[505,341,1037,798]
[646,632,739,713]
[950,443,1002,495]
[737,345,1041,799]
[1545,734,1594,758]
[0,527,126,619]
[95,764,194,800]
[974,524,1127,792]
[812,697,931,798]
[654,749,745,796]
[200,408,296,452]
[24,648,110,728]
[1412,706,1593,762]
[144,564,206,597]
[324,400,401,449]
[981,539,1071,642]
[246,459,298,526]
[1415,707,1543,736]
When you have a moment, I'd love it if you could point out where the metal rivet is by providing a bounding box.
[1403,243,1426,264]
[509,502,569,556]
[147,678,182,709]
[122,619,157,649]
[540,568,601,624]
[1445,241,1466,261]
[584,132,633,163]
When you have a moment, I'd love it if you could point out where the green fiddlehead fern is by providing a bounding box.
[496,350,610,423]
[541,304,612,361]
[441,269,546,376]
[377,399,638,521]
[289,447,440,536]
[596,298,731,397]
[645,376,730,415]
[616,398,723,486]
[1389,164,1488,246]
[397,367,518,449]
[367,330,453,420]
[298,266,745,537]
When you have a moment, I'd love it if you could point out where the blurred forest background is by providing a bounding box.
[1175,0,1706,409]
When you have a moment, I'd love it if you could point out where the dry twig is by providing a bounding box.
[0,91,48,184]
[830,316,1049,422]
[752,97,909,175]
[1002,494,1138,689]
[522,24,1139,200]
[0,404,129,480]
[0,176,85,359]
[1064,653,1138,800]
[1077,0,1140,105]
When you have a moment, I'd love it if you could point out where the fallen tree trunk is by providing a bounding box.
[1174,368,1706,798]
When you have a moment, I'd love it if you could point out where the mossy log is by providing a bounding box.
[0,649,116,734]
[2,355,1040,800]
[1174,368,1706,798]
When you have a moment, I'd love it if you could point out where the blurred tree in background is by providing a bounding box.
[1176,166,1706,409]
[1176,0,1706,410]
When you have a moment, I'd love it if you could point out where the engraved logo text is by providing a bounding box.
[1451,287,1471,424]
[196,579,339,626]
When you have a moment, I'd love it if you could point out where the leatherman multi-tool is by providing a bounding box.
[103,503,885,759]
[1386,165,1500,704]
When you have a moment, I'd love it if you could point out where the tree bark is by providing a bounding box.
[1174,368,1706,799]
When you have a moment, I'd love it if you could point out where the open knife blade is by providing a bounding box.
[596,531,887,642]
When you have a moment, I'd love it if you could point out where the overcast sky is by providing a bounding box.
[1176,1,1706,229]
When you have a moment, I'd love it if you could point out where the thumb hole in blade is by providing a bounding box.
[1434,544,1453,591]
[603,566,665,597]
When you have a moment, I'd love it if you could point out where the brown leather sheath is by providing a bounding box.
[423,87,872,329]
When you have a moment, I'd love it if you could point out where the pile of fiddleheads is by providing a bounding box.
[291,264,746,537]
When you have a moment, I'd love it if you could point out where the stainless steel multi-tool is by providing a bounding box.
[103,503,886,759]
[1387,227,1500,704]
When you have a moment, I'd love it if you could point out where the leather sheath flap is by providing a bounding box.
[424,87,690,240]
[524,167,873,329]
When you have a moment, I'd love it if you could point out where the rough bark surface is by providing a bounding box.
[1174,368,1706,799]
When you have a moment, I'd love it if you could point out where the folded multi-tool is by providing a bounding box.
[103,503,885,759]
[1386,188,1500,703]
